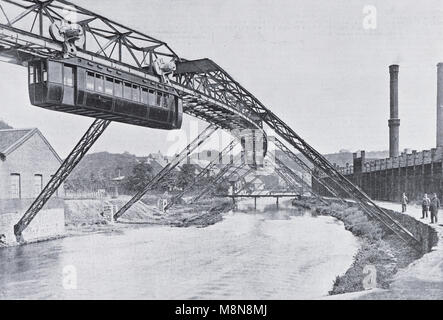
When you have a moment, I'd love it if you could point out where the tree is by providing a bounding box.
[123,162,153,193]
[176,164,197,190]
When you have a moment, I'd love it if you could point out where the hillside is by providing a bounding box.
[0,119,12,129]
[65,151,140,192]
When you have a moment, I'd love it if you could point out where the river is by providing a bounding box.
[0,199,359,299]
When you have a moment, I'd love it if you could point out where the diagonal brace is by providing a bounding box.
[14,119,111,241]
[113,124,218,220]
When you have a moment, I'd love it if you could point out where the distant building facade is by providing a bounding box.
[0,128,65,244]
[313,149,443,202]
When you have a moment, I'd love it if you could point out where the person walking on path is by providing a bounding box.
[401,193,409,213]
[430,193,440,224]
[422,193,431,219]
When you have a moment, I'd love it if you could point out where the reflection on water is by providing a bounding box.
[0,199,359,300]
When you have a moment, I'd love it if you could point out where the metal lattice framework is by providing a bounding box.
[0,1,420,248]
[190,160,245,204]
[0,0,264,133]
[271,137,346,204]
[272,157,328,205]
[113,124,218,221]
[177,59,420,246]
[164,139,239,211]
[14,119,110,240]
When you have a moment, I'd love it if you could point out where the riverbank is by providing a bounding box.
[292,197,438,297]
[64,194,234,237]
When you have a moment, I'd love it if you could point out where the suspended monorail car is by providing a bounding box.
[28,57,183,130]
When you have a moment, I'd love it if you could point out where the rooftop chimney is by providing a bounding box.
[437,63,443,148]
[389,65,400,158]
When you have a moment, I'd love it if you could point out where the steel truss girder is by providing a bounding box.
[234,174,261,196]
[173,57,419,246]
[273,157,328,205]
[14,119,110,241]
[262,113,419,246]
[164,139,239,211]
[0,5,265,134]
[113,124,218,221]
[0,0,418,247]
[273,164,301,192]
[227,167,254,195]
[0,0,177,65]
[271,137,346,204]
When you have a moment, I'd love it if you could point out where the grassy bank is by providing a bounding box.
[292,198,438,295]
[65,193,234,234]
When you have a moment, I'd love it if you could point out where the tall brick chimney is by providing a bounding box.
[437,63,443,148]
[389,65,400,158]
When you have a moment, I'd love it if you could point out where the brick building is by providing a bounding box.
[0,128,65,244]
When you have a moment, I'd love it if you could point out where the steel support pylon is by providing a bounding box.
[271,137,346,204]
[272,157,329,205]
[190,157,244,204]
[113,124,218,221]
[164,139,239,211]
[14,119,111,242]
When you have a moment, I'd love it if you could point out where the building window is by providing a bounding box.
[10,174,21,199]
[34,174,43,197]
[63,66,74,87]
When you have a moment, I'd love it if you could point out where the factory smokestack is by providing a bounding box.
[389,65,400,158]
[437,63,443,148]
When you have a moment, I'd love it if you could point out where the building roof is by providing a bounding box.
[0,128,62,163]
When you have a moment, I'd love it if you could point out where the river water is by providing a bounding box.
[0,199,359,299]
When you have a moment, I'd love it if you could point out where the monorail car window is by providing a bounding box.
[163,94,169,108]
[86,72,95,90]
[148,90,155,105]
[156,92,162,106]
[124,83,132,100]
[48,62,61,83]
[64,66,74,87]
[42,64,48,82]
[105,77,113,95]
[29,65,35,84]
[35,63,42,83]
[114,80,122,97]
[132,85,140,102]
[95,74,104,92]
[141,88,148,104]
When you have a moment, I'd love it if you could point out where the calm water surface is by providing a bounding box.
[0,199,359,299]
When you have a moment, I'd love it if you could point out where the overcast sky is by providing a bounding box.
[1,0,443,158]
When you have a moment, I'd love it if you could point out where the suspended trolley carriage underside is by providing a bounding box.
[28,57,183,130]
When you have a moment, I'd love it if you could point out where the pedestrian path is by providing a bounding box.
[321,199,443,299]
[359,200,443,299]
